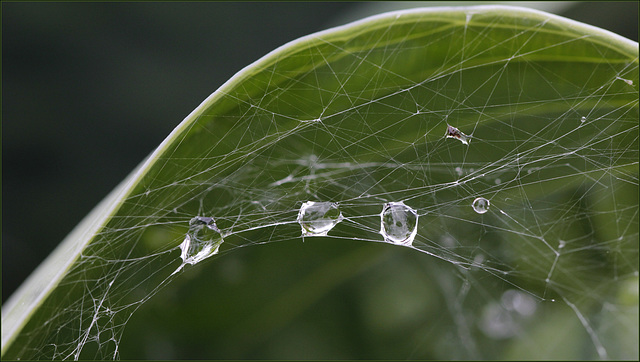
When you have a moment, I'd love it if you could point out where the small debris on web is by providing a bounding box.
[445,124,471,145]
[615,76,634,86]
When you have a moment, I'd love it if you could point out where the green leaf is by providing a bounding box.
[3,5,637,360]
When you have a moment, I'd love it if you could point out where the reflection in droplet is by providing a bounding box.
[180,216,224,265]
[580,116,587,123]
[472,197,490,214]
[297,201,343,236]
[380,201,418,246]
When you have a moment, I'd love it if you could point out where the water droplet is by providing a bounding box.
[558,239,566,249]
[297,201,343,236]
[445,124,470,145]
[472,197,490,214]
[495,178,502,185]
[179,216,224,265]
[380,201,418,245]
[580,116,586,123]
[455,166,463,176]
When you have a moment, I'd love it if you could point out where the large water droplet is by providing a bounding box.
[297,201,343,236]
[472,197,490,214]
[380,201,418,245]
[179,216,224,265]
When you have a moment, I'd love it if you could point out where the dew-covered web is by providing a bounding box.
[5,7,638,360]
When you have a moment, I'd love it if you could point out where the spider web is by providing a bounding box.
[3,6,638,360]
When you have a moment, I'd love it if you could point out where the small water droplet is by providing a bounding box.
[455,166,463,176]
[380,201,418,245]
[297,201,343,236]
[445,124,470,145]
[495,178,502,185]
[580,116,586,123]
[179,216,224,265]
[472,197,490,214]
[558,239,566,249]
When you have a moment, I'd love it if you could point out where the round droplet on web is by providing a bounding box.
[580,116,587,123]
[472,197,490,214]
[297,201,343,236]
[379,201,418,246]
[180,216,224,265]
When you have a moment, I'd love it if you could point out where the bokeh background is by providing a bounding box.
[3,2,638,359]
